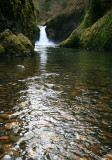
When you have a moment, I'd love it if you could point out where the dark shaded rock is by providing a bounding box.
[45,0,86,42]
[0,0,39,43]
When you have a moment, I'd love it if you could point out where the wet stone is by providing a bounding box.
[0,118,4,122]
[1,154,12,160]
[2,144,20,157]
[9,134,20,143]
[9,119,22,123]
[0,114,10,119]
[5,122,19,130]
[18,101,31,108]
[0,136,10,140]
[0,154,5,160]
[102,153,112,160]
[0,136,10,144]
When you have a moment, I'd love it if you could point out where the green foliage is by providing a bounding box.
[36,0,84,22]
[61,0,67,9]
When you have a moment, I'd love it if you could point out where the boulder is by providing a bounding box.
[0,29,35,57]
[5,122,19,130]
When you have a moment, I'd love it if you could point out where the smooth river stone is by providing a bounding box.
[0,118,4,122]
[9,119,22,123]
[1,155,11,160]
[0,136,10,144]
[5,122,19,130]
[102,153,112,160]
[0,154,5,160]
[2,144,20,157]
[0,136,10,140]
[18,101,31,108]
[0,114,10,119]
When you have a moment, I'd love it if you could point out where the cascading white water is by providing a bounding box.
[35,25,55,46]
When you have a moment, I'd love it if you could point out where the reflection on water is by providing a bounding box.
[0,48,112,159]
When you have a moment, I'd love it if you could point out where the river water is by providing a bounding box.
[0,27,112,160]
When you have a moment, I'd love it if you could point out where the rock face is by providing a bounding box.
[0,0,39,57]
[0,0,39,43]
[45,0,86,42]
[0,29,35,57]
[58,0,112,50]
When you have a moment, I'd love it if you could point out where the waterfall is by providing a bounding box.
[35,25,55,46]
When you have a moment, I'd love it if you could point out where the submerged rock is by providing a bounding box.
[1,155,12,160]
[0,136,10,140]
[0,113,10,119]
[2,144,20,157]
[9,134,20,143]
[0,118,4,122]
[0,136,10,144]
[5,122,19,130]
[18,101,31,108]
[59,110,77,120]
[0,112,16,119]
[102,151,112,160]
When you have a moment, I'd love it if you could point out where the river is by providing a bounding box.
[0,27,112,160]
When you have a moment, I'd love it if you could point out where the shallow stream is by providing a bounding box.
[0,46,112,159]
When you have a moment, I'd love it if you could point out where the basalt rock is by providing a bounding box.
[0,0,39,43]
[45,0,86,42]
[0,0,40,57]
[0,29,35,57]
[58,0,112,50]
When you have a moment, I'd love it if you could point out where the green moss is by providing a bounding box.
[59,1,112,50]
[0,29,35,57]
[81,9,112,49]
[45,1,85,41]
[0,0,39,43]
[17,33,34,52]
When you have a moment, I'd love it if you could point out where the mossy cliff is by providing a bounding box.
[0,0,39,57]
[0,0,39,43]
[59,0,112,50]
[45,0,86,42]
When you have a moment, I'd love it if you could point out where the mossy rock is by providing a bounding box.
[59,1,112,50]
[0,29,35,57]
[0,0,39,43]
[45,1,86,42]
[17,33,34,51]
[80,9,112,49]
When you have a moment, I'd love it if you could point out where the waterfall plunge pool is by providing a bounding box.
[0,26,112,160]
